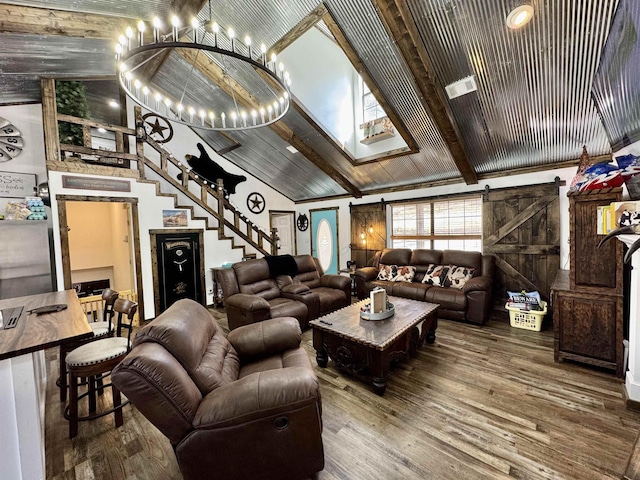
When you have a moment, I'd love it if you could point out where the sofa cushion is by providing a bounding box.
[234,259,281,300]
[422,264,449,286]
[425,286,467,310]
[444,265,476,289]
[390,282,430,301]
[441,250,483,276]
[392,266,416,282]
[377,264,398,280]
[267,297,308,323]
[292,255,321,288]
[379,248,412,266]
[133,299,241,395]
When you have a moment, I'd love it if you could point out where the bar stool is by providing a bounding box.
[58,288,119,402]
[65,297,137,438]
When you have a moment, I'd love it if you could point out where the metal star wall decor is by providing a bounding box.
[142,113,174,143]
[247,192,265,214]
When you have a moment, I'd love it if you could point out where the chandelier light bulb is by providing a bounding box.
[191,18,199,29]
[124,71,133,81]
[137,21,146,33]
[125,27,134,39]
[245,36,251,46]
[119,62,127,72]
[171,16,180,27]
[153,17,162,42]
[283,91,289,99]
[212,22,219,33]
[134,79,141,89]
[119,35,127,46]
[228,27,235,39]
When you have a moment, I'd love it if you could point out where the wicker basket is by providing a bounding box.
[505,301,547,331]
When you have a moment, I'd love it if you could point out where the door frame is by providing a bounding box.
[310,206,340,274]
[57,195,144,321]
[269,210,297,255]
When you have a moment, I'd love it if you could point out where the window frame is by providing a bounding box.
[390,195,483,251]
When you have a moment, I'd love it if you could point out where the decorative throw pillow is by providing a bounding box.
[444,265,476,289]
[422,264,449,286]
[392,266,416,282]
[376,264,398,281]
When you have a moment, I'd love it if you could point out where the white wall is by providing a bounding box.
[296,166,578,271]
[0,104,47,213]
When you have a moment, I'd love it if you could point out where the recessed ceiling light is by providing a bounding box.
[506,5,534,29]
[108,100,119,108]
[286,145,298,154]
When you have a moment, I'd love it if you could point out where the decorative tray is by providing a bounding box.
[360,303,395,321]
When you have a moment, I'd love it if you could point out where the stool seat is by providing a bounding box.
[89,321,111,337]
[66,337,129,367]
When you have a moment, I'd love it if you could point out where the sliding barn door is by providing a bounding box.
[350,202,386,268]
[483,182,560,305]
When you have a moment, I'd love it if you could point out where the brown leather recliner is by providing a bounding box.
[111,298,324,480]
[218,255,351,331]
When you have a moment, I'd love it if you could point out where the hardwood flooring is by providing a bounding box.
[45,310,640,479]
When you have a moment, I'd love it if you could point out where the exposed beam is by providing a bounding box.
[0,4,130,39]
[269,4,328,56]
[176,49,362,198]
[372,0,478,185]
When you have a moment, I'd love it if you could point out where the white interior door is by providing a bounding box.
[271,213,295,255]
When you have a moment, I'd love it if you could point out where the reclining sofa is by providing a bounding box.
[354,248,495,325]
[111,298,324,480]
[218,254,351,330]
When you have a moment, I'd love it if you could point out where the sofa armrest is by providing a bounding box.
[319,274,351,290]
[281,283,310,295]
[225,293,270,311]
[463,275,492,293]
[228,317,301,361]
[225,294,271,330]
[193,367,320,429]
[354,266,378,282]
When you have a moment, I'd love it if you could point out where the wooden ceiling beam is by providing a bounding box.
[268,4,328,56]
[176,49,362,198]
[0,1,207,40]
[0,4,131,39]
[373,0,478,185]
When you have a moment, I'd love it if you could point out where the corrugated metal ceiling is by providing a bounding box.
[0,0,630,201]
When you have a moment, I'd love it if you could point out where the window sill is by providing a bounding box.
[360,131,395,145]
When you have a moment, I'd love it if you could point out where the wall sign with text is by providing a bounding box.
[0,171,36,198]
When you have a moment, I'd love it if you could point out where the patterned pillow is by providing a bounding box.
[422,264,449,286]
[376,264,398,281]
[444,265,476,289]
[392,266,416,282]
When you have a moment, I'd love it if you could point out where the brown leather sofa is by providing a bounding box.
[354,248,495,325]
[111,298,324,480]
[218,254,351,331]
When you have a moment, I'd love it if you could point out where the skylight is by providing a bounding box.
[279,21,409,161]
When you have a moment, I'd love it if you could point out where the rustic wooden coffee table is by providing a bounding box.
[309,296,438,395]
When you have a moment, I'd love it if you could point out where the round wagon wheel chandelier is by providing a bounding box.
[114,6,291,132]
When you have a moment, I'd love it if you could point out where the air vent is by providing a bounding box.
[445,76,478,99]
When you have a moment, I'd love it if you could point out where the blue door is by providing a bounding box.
[310,208,338,274]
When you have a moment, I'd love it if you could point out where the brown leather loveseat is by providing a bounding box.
[218,254,351,330]
[111,298,324,480]
[354,248,495,325]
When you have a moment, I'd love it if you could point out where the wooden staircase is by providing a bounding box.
[47,103,278,259]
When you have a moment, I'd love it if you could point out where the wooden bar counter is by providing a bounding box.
[0,290,92,480]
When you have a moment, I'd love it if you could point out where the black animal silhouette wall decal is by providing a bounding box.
[177,143,247,195]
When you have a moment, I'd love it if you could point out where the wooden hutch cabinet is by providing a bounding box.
[552,188,625,377]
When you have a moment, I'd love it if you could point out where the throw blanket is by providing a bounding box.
[265,254,298,277]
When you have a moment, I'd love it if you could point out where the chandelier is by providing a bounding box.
[115,12,291,131]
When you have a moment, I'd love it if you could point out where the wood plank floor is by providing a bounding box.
[45,310,640,479]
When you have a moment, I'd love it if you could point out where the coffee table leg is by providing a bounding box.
[426,325,437,344]
[372,377,386,395]
[316,349,328,368]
